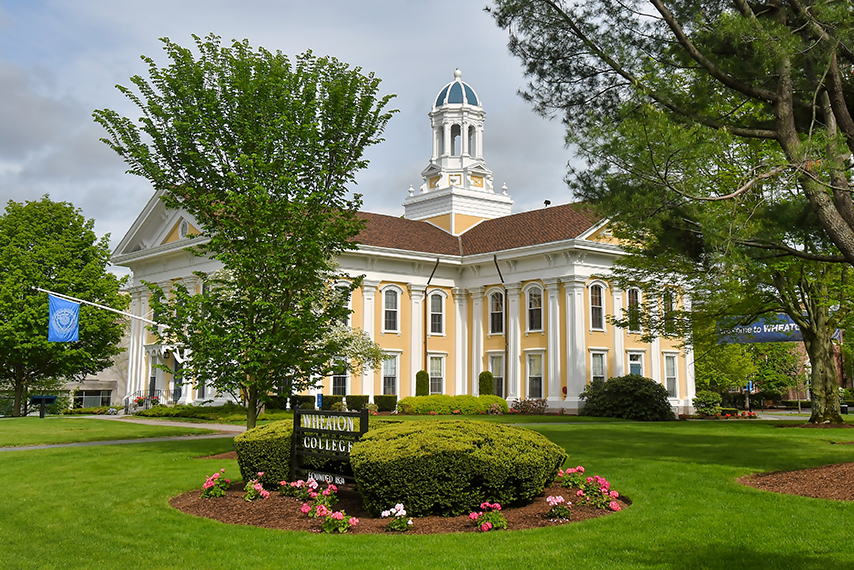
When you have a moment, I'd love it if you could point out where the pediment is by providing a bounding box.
[112,190,202,262]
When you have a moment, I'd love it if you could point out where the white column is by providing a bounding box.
[613,287,626,377]
[683,295,696,411]
[361,280,379,396]
[443,122,451,157]
[136,289,151,396]
[408,284,425,397]
[453,288,469,395]
[476,125,484,158]
[461,121,469,156]
[651,337,662,382]
[470,287,484,396]
[506,282,522,400]
[125,288,141,399]
[544,278,562,405]
[565,278,587,407]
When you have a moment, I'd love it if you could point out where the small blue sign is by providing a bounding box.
[316,393,323,409]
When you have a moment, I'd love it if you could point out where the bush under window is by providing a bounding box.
[580,374,674,421]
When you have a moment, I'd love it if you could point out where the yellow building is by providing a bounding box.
[112,70,695,413]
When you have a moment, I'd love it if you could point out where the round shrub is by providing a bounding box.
[478,370,494,396]
[350,420,567,517]
[693,390,723,416]
[580,374,675,421]
[234,420,293,488]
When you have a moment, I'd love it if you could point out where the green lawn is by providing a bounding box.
[2,420,853,569]
[0,416,216,447]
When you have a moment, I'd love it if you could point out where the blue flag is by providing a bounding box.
[48,294,79,342]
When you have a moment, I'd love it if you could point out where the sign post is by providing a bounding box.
[29,395,57,419]
[291,407,369,484]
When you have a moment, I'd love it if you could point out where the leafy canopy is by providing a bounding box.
[94,35,396,428]
[0,196,127,416]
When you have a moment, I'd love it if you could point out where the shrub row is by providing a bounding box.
[510,398,547,415]
[350,420,566,517]
[62,405,119,415]
[374,395,397,412]
[396,395,509,415]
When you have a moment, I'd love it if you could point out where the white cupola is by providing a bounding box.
[403,69,512,235]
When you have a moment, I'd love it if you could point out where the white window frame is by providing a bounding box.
[663,351,679,398]
[335,280,352,326]
[380,284,403,335]
[331,367,348,396]
[525,349,545,399]
[627,351,645,376]
[428,353,446,395]
[589,348,609,383]
[627,288,642,334]
[428,289,447,337]
[487,351,505,398]
[588,280,607,332]
[382,353,400,396]
[524,283,544,334]
[487,288,504,336]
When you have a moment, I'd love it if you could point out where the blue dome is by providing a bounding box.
[435,70,480,107]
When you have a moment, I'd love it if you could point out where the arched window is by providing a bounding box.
[382,288,400,333]
[489,291,504,334]
[627,288,641,334]
[590,283,605,330]
[451,124,461,155]
[429,292,444,335]
[526,286,543,332]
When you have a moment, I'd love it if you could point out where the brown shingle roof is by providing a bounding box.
[356,212,461,255]
[460,202,600,255]
[355,202,600,257]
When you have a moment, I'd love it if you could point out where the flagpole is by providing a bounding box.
[35,287,168,328]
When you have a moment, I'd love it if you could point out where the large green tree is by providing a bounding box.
[490,0,854,265]
[0,197,127,416]
[94,35,395,428]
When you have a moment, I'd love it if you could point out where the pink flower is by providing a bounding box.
[300,503,311,514]
[309,491,318,499]
[577,490,584,497]
[328,484,338,493]
[481,522,493,532]
[331,511,344,520]
[279,481,287,487]
[212,473,220,479]
[348,517,359,526]
[257,472,264,477]
[469,512,480,521]
[254,483,262,491]
[609,501,622,512]
[586,477,594,484]
[220,469,226,472]
[610,491,619,499]
[315,505,329,517]
[260,490,270,499]
[577,466,585,473]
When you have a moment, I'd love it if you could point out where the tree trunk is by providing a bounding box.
[246,383,258,430]
[12,377,24,417]
[804,322,843,424]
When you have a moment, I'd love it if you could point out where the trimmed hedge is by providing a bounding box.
[351,420,566,517]
[693,391,722,416]
[478,371,494,396]
[374,395,397,412]
[234,420,293,488]
[288,395,315,411]
[320,395,343,411]
[415,370,429,396]
[396,395,509,415]
[346,395,369,411]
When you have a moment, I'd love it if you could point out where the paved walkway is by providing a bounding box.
[0,416,246,453]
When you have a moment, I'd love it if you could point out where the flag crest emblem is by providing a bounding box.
[49,295,79,342]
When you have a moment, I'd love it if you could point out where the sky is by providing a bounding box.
[0,0,578,274]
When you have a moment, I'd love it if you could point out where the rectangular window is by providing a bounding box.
[665,354,677,397]
[75,390,111,408]
[332,371,347,396]
[627,289,641,333]
[490,292,504,334]
[527,288,543,331]
[430,293,443,334]
[489,354,505,398]
[629,353,643,376]
[197,379,206,399]
[591,285,604,330]
[429,356,444,395]
[383,290,398,332]
[527,353,543,399]
[591,352,606,383]
[336,285,351,326]
[382,355,398,396]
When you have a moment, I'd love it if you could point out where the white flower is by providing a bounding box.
[381,510,390,518]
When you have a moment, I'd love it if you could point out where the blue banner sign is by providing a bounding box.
[48,294,79,342]
[718,315,803,344]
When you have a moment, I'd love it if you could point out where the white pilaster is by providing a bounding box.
[506,282,522,400]
[565,278,587,407]
[613,287,626,377]
[544,278,562,404]
[408,284,426,397]
[361,280,380,396]
[453,288,468,395]
[470,287,484,396]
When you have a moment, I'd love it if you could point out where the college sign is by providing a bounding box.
[291,407,369,485]
[718,314,804,344]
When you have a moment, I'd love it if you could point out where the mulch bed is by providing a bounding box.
[172,460,629,534]
[777,423,854,429]
[739,461,854,501]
